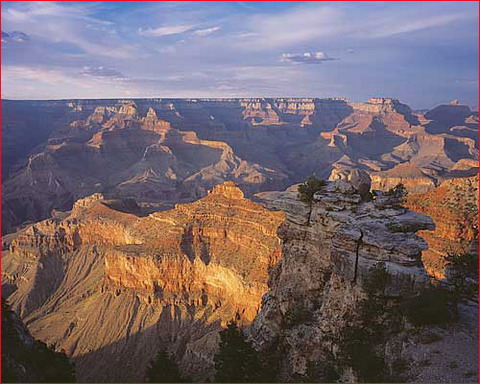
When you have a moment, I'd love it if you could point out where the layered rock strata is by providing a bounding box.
[3,98,477,234]
[2,182,284,382]
[405,175,479,278]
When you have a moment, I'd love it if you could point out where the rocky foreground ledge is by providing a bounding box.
[256,170,434,292]
[251,170,437,381]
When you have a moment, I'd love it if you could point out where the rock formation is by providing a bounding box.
[251,171,434,381]
[3,98,477,234]
[4,173,476,382]
[2,182,284,382]
[405,175,479,278]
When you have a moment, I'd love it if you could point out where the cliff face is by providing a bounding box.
[3,98,477,234]
[405,175,478,278]
[2,182,284,382]
[251,171,434,381]
[5,174,467,382]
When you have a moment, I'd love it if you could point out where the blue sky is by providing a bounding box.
[1,1,478,108]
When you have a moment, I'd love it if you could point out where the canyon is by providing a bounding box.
[2,97,478,382]
[3,182,283,381]
[405,175,478,278]
[3,173,450,382]
[2,98,478,235]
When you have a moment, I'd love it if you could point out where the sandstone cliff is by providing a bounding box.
[2,182,283,382]
[405,175,479,278]
[4,174,475,382]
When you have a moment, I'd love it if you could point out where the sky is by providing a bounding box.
[1,1,478,109]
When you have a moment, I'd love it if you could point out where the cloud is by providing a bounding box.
[139,25,194,37]
[2,65,132,99]
[193,26,221,37]
[361,12,472,38]
[1,1,477,106]
[2,30,29,43]
[239,6,344,49]
[236,3,473,51]
[82,66,125,78]
[281,51,336,64]
[2,2,135,59]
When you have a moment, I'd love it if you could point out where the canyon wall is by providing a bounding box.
[405,175,478,278]
[2,182,283,381]
[3,176,440,382]
[3,98,477,235]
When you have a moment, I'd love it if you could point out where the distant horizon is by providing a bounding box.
[1,96,477,111]
[2,1,478,109]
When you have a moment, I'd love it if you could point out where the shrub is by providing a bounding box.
[214,321,272,383]
[2,300,75,383]
[145,350,184,383]
[402,288,450,326]
[445,252,478,314]
[445,252,478,279]
[284,302,314,328]
[338,263,391,382]
[298,176,326,203]
[384,183,407,199]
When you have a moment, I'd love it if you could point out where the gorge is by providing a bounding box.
[2,97,478,382]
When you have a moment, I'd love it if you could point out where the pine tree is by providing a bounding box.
[145,350,184,383]
[214,321,269,383]
[2,299,75,383]
[297,176,326,203]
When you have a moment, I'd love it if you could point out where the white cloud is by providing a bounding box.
[139,24,194,37]
[1,1,477,105]
[2,2,134,59]
[193,26,221,37]
[81,66,125,78]
[281,51,336,64]
[359,12,472,38]
[1,65,131,99]
[235,3,473,51]
[238,5,344,49]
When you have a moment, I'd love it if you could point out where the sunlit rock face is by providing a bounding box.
[251,175,434,382]
[3,98,477,235]
[3,171,470,382]
[2,182,284,382]
[405,175,479,278]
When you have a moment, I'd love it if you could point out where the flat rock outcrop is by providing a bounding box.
[251,176,434,381]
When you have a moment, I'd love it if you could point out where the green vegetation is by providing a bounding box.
[145,350,185,383]
[2,299,75,383]
[384,183,407,199]
[298,176,326,203]
[284,302,314,328]
[402,288,450,326]
[445,252,478,280]
[445,252,478,315]
[339,262,392,382]
[400,253,477,326]
[214,321,272,383]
